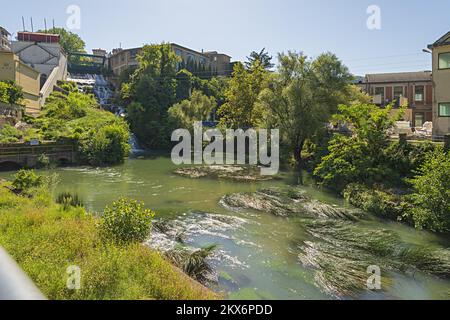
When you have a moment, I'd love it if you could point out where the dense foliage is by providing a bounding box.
[125,44,179,149]
[408,148,450,232]
[256,52,354,168]
[29,86,130,165]
[0,80,23,104]
[123,44,229,148]
[168,90,216,130]
[314,103,404,191]
[99,198,155,244]
[218,61,269,129]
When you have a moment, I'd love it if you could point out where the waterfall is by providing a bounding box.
[68,73,146,156]
[129,133,145,155]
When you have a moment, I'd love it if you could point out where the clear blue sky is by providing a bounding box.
[2,0,449,75]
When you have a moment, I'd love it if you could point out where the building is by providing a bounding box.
[0,51,41,115]
[109,43,232,77]
[203,51,232,76]
[0,27,11,52]
[12,31,67,81]
[92,48,108,65]
[10,31,68,113]
[360,71,433,127]
[428,32,450,137]
[109,47,141,76]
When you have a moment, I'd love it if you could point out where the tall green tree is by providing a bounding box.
[409,147,450,232]
[314,103,405,191]
[256,51,353,171]
[245,48,274,70]
[168,90,216,131]
[218,62,269,128]
[39,27,85,53]
[126,43,179,149]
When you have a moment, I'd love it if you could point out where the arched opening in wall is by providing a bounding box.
[56,157,71,167]
[0,161,22,172]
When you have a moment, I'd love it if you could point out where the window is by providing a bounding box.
[415,85,424,102]
[439,52,450,70]
[375,87,385,103]
[438,103,450,117]
[394,86,403,100]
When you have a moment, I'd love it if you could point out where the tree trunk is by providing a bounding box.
[294,139,305,185]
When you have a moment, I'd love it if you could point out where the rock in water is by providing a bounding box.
[220,187,362,220]
[174,165,276,182]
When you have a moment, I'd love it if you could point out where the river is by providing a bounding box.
[1,156,449,300]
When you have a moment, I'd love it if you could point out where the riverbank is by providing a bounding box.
[0,180,217,300]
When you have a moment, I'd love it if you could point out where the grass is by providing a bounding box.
[0,184,217,300]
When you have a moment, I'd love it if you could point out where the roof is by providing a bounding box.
[170,43,209,58]
[428,31,450,49]
[364,71,432,84]
[203,51,232,58]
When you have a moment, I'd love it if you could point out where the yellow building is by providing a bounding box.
[428,32,450,137]
[0,51,41,115]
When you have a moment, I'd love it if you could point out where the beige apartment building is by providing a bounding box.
[0,51,41,115]
[428,32,450,137]
[109,44,232,77]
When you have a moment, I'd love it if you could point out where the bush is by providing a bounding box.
[36,153,51,169]
[0,124,22,144]
[88,124,130,166]
[343,183,411,222]
[0,80,23,104]
[408,148,450,233]
[56,192,84,211]
[99,198,155,244]
[12,170,43,193]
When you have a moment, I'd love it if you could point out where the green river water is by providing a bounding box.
[2,156,449,300]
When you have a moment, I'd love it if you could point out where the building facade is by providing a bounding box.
[359,71,433,128]
[0,51,41,115]
[109,44,232,77]
[0,27,11,52]
[428,32,450,137]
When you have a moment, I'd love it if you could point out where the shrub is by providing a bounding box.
[408,148,450,233]
[0,124,22,144]
[56,192,84,211]
[99,198,155,244]
[343,183,411,222]
[0,80,23,104]
[165,245,217,284]
[36,153,51,169]
[12,170,43,193]
[88,124,130,166]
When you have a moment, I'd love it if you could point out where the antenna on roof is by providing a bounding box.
[22,16,25,31]
[30,17,34,32]
[44,18,47,32]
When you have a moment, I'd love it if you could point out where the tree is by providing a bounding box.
[39,27,85,53]
[126,43,179,149]
[256,51,353,171]
[218,62,269,128]
[245,48,275,70]
[168,90,216,131]
[409,148,450,232]
[314,103,405,191]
